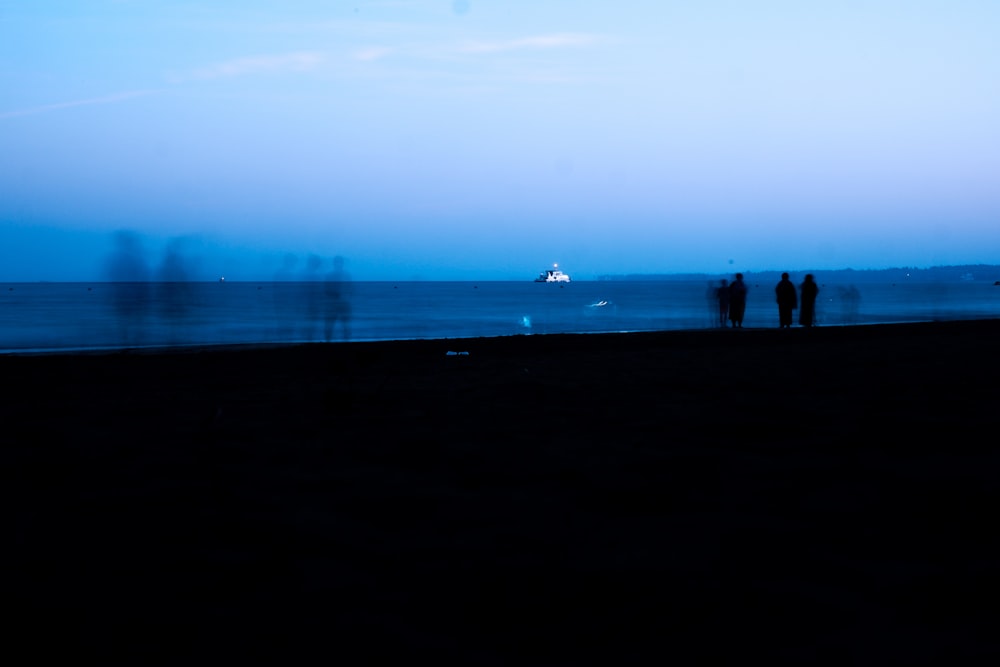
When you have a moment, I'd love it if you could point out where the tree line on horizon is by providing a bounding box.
[597,264,1000,284]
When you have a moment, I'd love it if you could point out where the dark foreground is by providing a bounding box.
[6,321,1000,664]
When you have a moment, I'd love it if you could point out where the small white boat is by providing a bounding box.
[535,264,571,283]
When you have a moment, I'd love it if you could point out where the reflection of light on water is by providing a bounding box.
[584,300,614,318]
[521,315,531,329]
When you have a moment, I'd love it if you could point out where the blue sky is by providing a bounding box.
[2,0,998,281]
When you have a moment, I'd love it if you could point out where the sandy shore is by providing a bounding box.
[7,320,1000,664]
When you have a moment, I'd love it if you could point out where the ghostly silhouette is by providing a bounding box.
[728,273,748,328]
[104,230,151,347]
[705,281,718,327]
[799,274,819,327]
[715,279,730,328]
[775,272,797,328]
[272,253,299,342]
[301,254,325,341]
[157,238,196,344]
[838,285,861,325]
[323,256,353,342]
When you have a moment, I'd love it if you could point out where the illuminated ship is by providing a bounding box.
[534,264,571,283]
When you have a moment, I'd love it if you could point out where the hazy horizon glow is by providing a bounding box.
[2,1,998,281]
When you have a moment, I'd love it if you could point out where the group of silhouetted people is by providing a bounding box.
[774,273,819,329]
[775,272,819,328]
[715,273,749,328]
[714,271,820,329]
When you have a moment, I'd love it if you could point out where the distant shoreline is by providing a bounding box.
[596,263,1000,283]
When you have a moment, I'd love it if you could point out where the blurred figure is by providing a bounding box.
[157,238,196,344]
[715,279,730,328]
[705,280,718,327]
[272,253,299,342]
[838,284,861,325]
[799,274,820,327]
[104,230,151,347]
[728,273,748,328]
[775,272,797,328]
[301,254,325,341]
[323,256,353,342]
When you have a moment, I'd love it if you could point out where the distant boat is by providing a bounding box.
[535,264,571,283]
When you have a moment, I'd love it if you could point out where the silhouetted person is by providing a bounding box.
[716,279,730,328]
[775,272,797,328]
[799,274,819,327]
[323,256,353,342]
[728,273,748,328]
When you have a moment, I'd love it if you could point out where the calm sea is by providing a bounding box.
[2,280,999,353]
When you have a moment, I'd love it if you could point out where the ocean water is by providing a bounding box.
[2,279,999,353]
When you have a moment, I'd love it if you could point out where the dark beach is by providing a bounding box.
[7,320,1000,664]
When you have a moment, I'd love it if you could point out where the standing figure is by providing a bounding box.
[728,273,748,328]
[799,274,819,327]
[774,272,798,328]
[716,279,730,328]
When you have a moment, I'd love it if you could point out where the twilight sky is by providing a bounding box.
[2,0,998,281]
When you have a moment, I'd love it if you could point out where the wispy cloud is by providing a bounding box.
[174,51,324,82]
[334,31,612,91]
[0,89,161,120]
[457,33,601,55]
[347,33,602,64]
[0,32,605,122]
